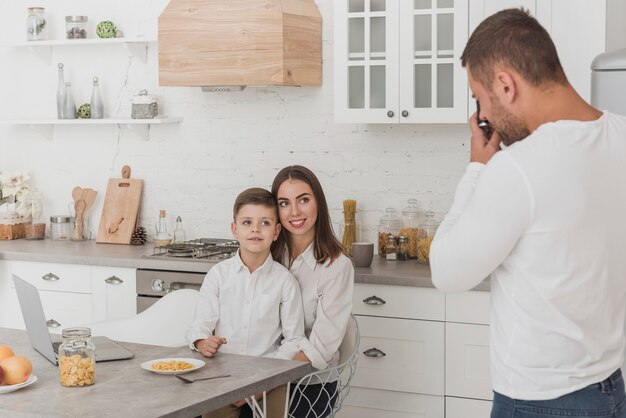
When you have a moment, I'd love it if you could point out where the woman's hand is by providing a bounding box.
[194,336,227,358]
[292,351,310,363]
[469,112,501,164]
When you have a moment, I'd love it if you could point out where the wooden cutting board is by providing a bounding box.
[96,165,143,244]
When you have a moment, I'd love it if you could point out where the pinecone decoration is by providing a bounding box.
[130,226,147,246]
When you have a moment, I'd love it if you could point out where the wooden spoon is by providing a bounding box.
[83,189,97,213]
[72,186,83,203]
[73,199,86,240]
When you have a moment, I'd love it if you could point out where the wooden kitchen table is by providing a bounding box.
[0,328,312,418]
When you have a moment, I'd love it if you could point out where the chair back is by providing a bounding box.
[88,289,199,347]
[288,314,360,418]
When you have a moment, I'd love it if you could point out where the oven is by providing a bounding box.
[136,269,207,313]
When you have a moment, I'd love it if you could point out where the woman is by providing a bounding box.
[271,165,354,418]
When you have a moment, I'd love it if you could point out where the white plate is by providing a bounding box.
[0,375,38,394]
[140,358,205,375]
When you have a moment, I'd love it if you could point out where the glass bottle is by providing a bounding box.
[377,208,402,257]
[90,76,104,119]
[397,235,409,261]
[173,216,186,244]
[418,211,439,264]
[63,82,76,119]
[385,234,397,261]
[24,189,45,240]
[154,210,172,247]
[56,63,65,119]
[400,198,422,259]
[26,7,47,41]
[58,327,95,387]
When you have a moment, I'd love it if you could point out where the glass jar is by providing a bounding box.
[377,207,401,257]
[418,211,439,264]
[58,327,95,387]
[26,7,47,41]
[397,235,409,261]
[385,234,398,261]
[131,90,159,119]
[400,198,422,259]
[24,189,45,240]
[66,16,88,39]
[50,215,71,240]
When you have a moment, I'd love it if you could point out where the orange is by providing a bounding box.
[0,345,14,363]
[0,356,32,385]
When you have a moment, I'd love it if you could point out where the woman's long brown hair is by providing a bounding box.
[271,165,343,265]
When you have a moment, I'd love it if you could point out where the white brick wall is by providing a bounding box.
[0,0,471,242]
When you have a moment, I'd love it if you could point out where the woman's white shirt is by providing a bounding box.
[285,243,354,370]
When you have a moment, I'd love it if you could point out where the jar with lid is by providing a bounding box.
[66,16,88,39]
[400,198,422,259]
[24,189,45,240]
[397,235,409,261]
[377,208,401,257]
[385,234,398,261]
[418,211,439,264]
[26,7,47,41]
[50,215,71,240]
[131,90,159,119]
[58,327,95,387]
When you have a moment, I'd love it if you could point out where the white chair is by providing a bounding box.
[88,289,199,347]
[286,314,360,418]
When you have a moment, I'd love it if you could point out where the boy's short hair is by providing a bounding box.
[233,188,278,221]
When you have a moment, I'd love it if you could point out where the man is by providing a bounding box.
[430,8,626,418]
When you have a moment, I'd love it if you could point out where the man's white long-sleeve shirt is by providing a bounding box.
[431,112,626,400]
[186,251,305,360]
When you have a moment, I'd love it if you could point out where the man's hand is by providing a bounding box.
[194,336,227,358]
[469,112,501,164]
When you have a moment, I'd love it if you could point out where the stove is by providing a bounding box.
[147,238,239,263]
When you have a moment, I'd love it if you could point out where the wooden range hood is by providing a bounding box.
[158,0,322,90]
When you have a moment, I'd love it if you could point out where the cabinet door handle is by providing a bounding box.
[363,347,386,358]
[363,295,386,305]
[387,110,395,118]
[42,273,60,281]
[402,110,409,117]
[46,319,61,328]
[105,276,123,285]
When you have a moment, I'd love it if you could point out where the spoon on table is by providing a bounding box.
[175,374,231,384]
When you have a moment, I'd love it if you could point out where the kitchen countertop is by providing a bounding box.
[0,239,489,291]
[0,327,312,418]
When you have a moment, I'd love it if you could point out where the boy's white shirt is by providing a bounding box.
[186,250,306,360]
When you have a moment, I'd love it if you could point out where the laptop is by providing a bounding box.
[13,274,134,365]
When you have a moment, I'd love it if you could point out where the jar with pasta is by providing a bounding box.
[400,198,422,259]
[417,211,438,264]
[58,327,95,387]
[377,208,401,258]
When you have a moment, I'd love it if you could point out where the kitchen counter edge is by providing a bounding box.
[0,240,489,291]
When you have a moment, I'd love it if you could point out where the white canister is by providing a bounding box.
[131,90,158,119]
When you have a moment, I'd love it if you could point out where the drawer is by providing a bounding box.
[40,290,93,332]
[354,283,445,321]
[12,261,92,294]
[445,322,492,400]
[337,387,444,418]
[354,315,444,395]
[446,291,490,325]
[446,396,492,418]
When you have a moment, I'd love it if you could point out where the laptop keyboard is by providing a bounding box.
[52,341,61,354]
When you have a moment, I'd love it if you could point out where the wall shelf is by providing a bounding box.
[0,37,156,63]
[0,117,183,140]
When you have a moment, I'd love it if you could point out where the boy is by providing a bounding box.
[186,188,305,418]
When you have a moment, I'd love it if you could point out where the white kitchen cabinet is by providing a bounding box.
[354,283,445,320]
[355,315,445,395]
[338,387,444,418]
[91,266,137,322]
[445,322,491,400]
[334,0,469,124]
[446,396,492,418]
[1,261,136,331]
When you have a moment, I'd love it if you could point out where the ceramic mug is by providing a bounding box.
[352,242,374,268]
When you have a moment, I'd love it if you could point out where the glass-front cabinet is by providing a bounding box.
[335,0,469,123]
